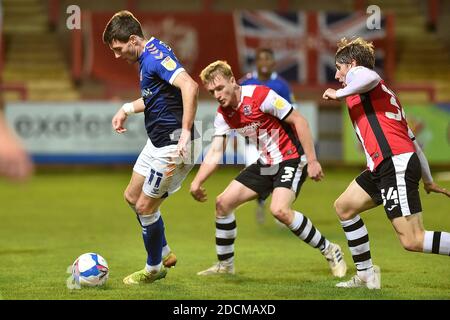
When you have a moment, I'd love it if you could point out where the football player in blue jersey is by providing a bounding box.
[239,48,296,224]
[240,48,294,103]
[103,11,199,285]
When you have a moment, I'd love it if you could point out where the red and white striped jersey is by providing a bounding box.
[346,77,415,171]
[214,85,303,165]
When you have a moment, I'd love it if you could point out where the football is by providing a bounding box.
[71,253,109,287]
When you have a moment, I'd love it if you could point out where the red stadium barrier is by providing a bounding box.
[48,0,60,29]
[0,23,3,78]
[394,83,437,102]
[427,0,439,30]
[385,13,395,83]
[0,83,28,100]
[71,28,82,82]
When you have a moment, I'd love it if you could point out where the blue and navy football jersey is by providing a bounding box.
[138,37,187,148]
[240,72,293,103]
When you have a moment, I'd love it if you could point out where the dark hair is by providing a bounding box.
[335,37,375,69]
[102,10,144,44]
[255,47,274,59]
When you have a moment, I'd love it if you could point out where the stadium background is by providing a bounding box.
[0,0,449,300]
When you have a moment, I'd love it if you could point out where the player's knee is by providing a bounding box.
[399,236,422,252]
[334,198,354,221]
[124,189,138,205]
[134,202,147,215]
[134,200,158,216]
[270,206,290,224]
[215,195,232,217]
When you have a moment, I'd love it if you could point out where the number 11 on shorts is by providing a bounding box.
[148,169,163,191]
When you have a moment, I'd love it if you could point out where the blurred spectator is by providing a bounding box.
[0,89,34,181]
[240,48,294,103]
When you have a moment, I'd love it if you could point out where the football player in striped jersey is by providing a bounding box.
[191,60,347,278]
[323,37,450,289]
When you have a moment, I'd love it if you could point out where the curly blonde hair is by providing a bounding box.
[335,37,375,69]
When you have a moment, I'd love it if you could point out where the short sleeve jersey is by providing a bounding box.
[214,85,303,165]
[138,37,186,148]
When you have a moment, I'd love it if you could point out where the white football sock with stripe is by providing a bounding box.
[340,215,373,274]
[215,213,237,265]
[423,231,450,255]
[289,211,329,252]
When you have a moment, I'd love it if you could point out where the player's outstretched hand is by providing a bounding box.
[322,88,337,100]
[307,159,324,182]
[112,109,128,133]
[190,182,207,202]
[177,128,191,158]
[0,118,33,182]
[0,139,33,182]
[424,181,450,198]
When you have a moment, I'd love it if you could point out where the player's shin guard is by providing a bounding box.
[340,215,373,271]
[215,213,237,265]
[131,204,170,260]
[423,231,450,255]
[138,211,165,270]
[289,211,329,252]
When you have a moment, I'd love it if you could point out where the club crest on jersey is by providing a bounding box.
[243,105,252,116]
[161,56,176,71]
[273,98,286,110]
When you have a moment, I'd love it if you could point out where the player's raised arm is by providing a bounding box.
[335,66,380,99]
[190,135,228,202]
[323,62,380,101]
[111,98,145,133]
[172,71,199,157]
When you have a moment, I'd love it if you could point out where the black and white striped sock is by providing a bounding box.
[215,213,237,265]
[341,215,372,271]
[423,231,450,255]
[289,211,329,252]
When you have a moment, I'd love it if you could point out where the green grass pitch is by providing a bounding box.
[0,167,449,300]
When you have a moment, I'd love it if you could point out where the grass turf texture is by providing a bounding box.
[0,167,449,300]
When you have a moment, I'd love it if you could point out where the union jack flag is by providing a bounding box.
[233,11,389,84]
